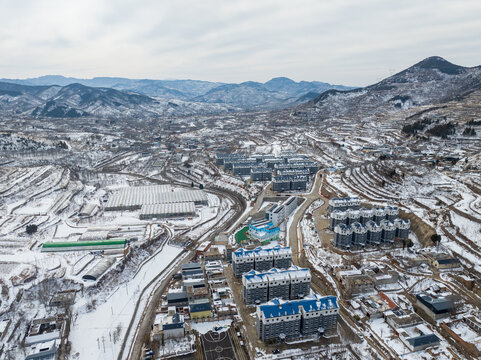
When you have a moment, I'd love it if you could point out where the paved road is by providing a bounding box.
[287,171,399,359]
[120,172,246,360]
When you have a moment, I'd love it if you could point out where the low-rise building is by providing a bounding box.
[25,340,59,360]
[385,309,424,330]
[249,220,280,244]
[189,299,212,319]
[25,317,65,346]
[415,293,456,321]
[398,324,440,352]
[161,310,185,339]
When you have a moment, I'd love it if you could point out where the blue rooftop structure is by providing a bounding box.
[259,295,338,318]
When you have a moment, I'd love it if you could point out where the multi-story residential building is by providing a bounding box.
[254,247,275,272]
[266,269,291,301]
[380,219,396,244]
[347,209,360,225]
[394,218,410,238]
[232,248,255,277]
[243,266,311,305]
[242,270,269,304]
[233,245,292,277]
[373,207,386,223]
[351,222,367,247]
[359,208,374,224]
[272,176,291,192]
[288,267,311,299]
[334,223,353,249]
[256,294,338,342]
[330,210,347,230]
[272,245,292,269]
[366,220,382,245]
[328,197,360,213]
[385,205,399,221]
[250,168,272,181]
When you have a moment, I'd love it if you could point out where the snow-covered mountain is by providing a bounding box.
[305,56,481,120]
[1,75,353,110]
[0,81,239,118]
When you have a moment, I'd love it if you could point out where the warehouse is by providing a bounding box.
[105,185,208,211]
[139,202,196,219]
[82,257,116,281]
[41,239,127,252]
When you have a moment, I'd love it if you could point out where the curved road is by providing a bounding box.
[116,170,246,360]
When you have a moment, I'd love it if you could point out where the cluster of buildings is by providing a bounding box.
[328,197,410,249]
[242,266,311,305]
[335,266,401,297]
[155,257,237,343]
[232,245,339,343]
[351,291,444,353]
[105,185,208,219]
[232,245,292,278]
[24,317,66,360]
[247,196,298,243]
[215,152,319,192]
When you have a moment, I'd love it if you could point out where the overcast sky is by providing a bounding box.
[0,0,480,86]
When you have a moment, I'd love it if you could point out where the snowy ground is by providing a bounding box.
[69,244,182,360]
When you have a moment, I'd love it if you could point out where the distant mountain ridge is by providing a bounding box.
[0,81,239,118]
[305,56,481,120]
[0,75,354,110]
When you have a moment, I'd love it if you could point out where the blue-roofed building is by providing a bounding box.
[256,294,338,342]
[249,221,280,244]
[242,267,311,305]
[253,247,275,271]
[232,245,292,278]
[232,248,255,277]
[242,270,269,305]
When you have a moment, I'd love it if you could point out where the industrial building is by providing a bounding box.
[242,267,311,305]
[256,294,338,342]
[415,293,456,321]
[139,202,196,219]
[41,239,127,252]
[232,245,292,277]
[82,257,116,281]
[105,186,208,211]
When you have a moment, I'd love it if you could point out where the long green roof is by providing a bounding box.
[42,239,126,248]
